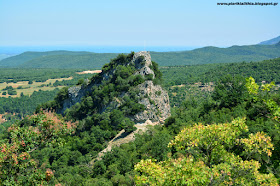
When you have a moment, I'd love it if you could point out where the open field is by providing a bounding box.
[0,77,72,98]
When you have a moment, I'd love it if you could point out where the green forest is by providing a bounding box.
[1,42,280,69]
[1,52,280,185]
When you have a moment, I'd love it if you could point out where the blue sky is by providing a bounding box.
[0,0,279,47]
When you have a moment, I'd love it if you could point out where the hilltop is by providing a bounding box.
[258,35,280,45]
[37,51,171,161]
[40,51,170,127]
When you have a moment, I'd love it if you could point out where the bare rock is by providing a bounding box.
[132,81,170,123]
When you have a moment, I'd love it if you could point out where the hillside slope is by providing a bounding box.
[162,57,280,86]
[150,43,280,66]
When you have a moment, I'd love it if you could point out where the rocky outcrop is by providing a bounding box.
[58,51,170,123]
[131,51,155,78]
[129,52,170,123]
[132,81,170,123]
[58,82,95,114]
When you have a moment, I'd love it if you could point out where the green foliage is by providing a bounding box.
[77,78,85,86]
[161,57,280,86]
[150,43,280,66]
[0,111,76,185]
[123,118,136,133]
[0,68,85,83]
[7,89,17,95]
[102,52,134,73]
[212,75,248,108]
[135,118,277,185]
[2,86,14,91]
[2,44,280,68]
[155,91,161,96]
[144,74,153,81]
[246,76,280,122]
[49,52,146,133]
[120,96,145,116]
[0,89,60,124]
[0,51,119,69]
[3,46,280,185]
[54,87,69,109]
[131,75,145,86]
[150,61,163,85]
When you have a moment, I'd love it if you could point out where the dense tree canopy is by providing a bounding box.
[135,118,277,185]
[1,52,280,185]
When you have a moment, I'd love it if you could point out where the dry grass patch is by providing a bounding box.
[0,77,72,98]
[76,70,102,74]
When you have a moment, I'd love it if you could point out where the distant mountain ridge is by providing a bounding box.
[259,35,280,45]
[150,43,280,66]
[0,43,280,68]
[0,50,118,68]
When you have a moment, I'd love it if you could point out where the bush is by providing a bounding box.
[2,86,14,91]
[145,74,153,81]
[131,75,145,86]
[7,89,17,95]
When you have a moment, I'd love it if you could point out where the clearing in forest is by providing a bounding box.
[0,77,73,98]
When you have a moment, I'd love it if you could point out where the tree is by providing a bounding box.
[134,118,277,185]
[212,75,248,108]
[7,89,17,95]
[246,76,280,122]
[0,111,76,185]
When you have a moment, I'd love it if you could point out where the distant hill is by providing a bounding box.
[0,44,280,68]
[0,54,14,61]
[0,50,118,68]
[162,57,280,86]
[150,43,280,66]
[259,36,280,45]
[19,53,119,69]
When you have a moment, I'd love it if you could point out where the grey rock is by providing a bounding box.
[132,81,170,123]
[58,51,170,124]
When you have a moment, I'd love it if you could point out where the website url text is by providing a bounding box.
[217,2,278,6]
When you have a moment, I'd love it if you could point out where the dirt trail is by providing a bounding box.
[91,120,158,164]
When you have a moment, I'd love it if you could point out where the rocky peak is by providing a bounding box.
[132,51,152,68]
[57,51,170,124]
[131,51,155,79]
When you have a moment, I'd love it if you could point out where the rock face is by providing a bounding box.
[132,51,155,79]
[59,51,170,123]
[58,83,95,114]
[133,81,170,123]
